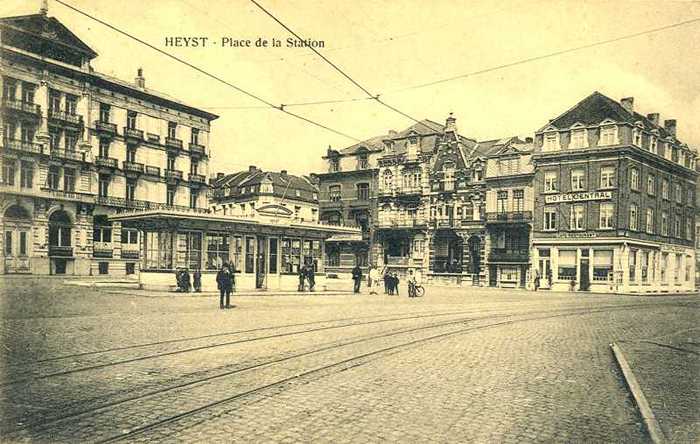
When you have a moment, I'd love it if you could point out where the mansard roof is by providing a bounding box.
[0,13,98,58]
[477,136,533,158]
[211,169,317,194]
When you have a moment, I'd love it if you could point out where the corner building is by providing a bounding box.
[0,11,217,275]
[531,92,697,293]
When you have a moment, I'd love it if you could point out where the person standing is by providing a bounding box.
[216,265,232,309]
[183,269,191,293]
[369,266,380,295]
[351,264,363,293]
[193,268,202,293]
[298,264,307,292]
[392,273,400,296]
[306,264,316,292]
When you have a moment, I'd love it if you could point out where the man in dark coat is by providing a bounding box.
[193,268,202,293]
[298,264,307,292]
[306,264,316,292]
[182,269,191,292]
[352,265,362,293]
[216,265,233,309]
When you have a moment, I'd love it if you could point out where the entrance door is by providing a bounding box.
[256,237,266,289]
[54,258,67,274]
[579,258,590,291]
[3,228,31,273]
[538,258,551,289]
[488,265,497,287]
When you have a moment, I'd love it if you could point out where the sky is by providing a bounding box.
[3,0,700,176]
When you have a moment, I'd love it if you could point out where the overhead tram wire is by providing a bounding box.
[52,0,362,143]
[248,0,425,126]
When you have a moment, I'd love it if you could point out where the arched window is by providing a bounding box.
[49,210,72,247]
[4,205,30,220]
[382,170,393,190]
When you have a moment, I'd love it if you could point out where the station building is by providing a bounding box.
[531,92,697,293]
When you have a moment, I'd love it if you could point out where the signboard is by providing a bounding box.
[660,245,688,254]
[558,231,600,239]
[544,191,612,204]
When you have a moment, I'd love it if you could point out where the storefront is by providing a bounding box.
[109,208,360,291]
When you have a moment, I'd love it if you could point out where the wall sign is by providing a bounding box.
[544,191,613,204]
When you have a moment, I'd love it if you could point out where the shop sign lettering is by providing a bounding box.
[544,191,613,204]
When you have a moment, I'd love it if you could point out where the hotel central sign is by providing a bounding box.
[544,191,613,204]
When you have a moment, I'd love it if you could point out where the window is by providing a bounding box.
[126,146,136,163]
[688,189,694,207]
[190,161,199,175]
[498,157,520,175]
[99,103,110,123]
[599,167,615,188]
[144,232,173,269]
[281,238,301,273]
[329,185,341,202]
[661,212,669,236]
[4,231,11,255]
[599,203,614,229]
[600,125,617,145]
[4,122,16,141]
[64,132,77,151]
[443,164,455,191]
[593,250,613,281]
[93,218,112,243]
[20,161,33,188]
[245,237,255,273]
[2,159,15,186]
[19,231,27,256]
[63,168,75,192]
[269,238,278,274]
[513,190,524,213]
[662,179,669,199]
[65,95,77,115]
[497,191,508,214]
[675,183,682,204]
[630,168,639,191]
[21,125,35,143]
[166,186,176,206]
[660,252,668,283]
[260,180,273,194]
[3,79,17,100]
[230,236,243,272]
[641,250,649,283]
[206,233,230,270]
[121,229,139,244]
[649,136,657,154]
[687,219,693,241]
[98,262,109,275]
[49,90,61,112]
[49,128,60,150]
[168,121,177,139]
[98,174,109,197]
[629,204,638,231]
[544,171,558,192]
[99,139,110,158]
[645,208,654,234]
[674,214,681,238]
[178,232,201,270]
[329,158,340,172]
[358,153,369,169]
[127,110,137,129]
[189,190,198,209]
[647,175,655,195]
[126,179,136,201]
[571,129,586,149]
[557,250,576,280]
[47,166,60,190]
[126,263,135,275]
[357,183,369,200]
[21,83,35,103]
[544,207,557,230]
[167,155,176,171]
[191,128,199,145]
[570,169,585,191]
[629,249,637,282]
[543,132,559,151]
[633,129,642,147]
[570,205,585,230]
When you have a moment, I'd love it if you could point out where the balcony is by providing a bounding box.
[386,256,409,266]
[188,173,206,184]
[95,195,149,209]
[485,211,533,224]
[145,165,161,177]
[3,138,44,155]
[123,161,145,175]
[489,248,529,263]
[165,169,183,182]
[377,219,427,229]
[121,243,140,259]
[49,110,83,127]
[41,188,94,203]
[95,120,117,136]
[3,98,41,117]
[51,149,84,162]
[48,246,73,257]
[189,143,205,158]
[93,242,114,258]
[430,218,458,229]
[123,127,144,142]
[95,156,118,168]
[165,137,183,151]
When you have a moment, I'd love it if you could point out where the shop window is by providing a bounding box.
[98,262,109,275]
[660,253,668,283]
[674,254,681,284]
[501,267,518,282]
[281,238,301,274]
[641,251,649,283]
[557,250,576,281]
[269,238,278,274]
[144,231,173,270]
[326,249,340,267]
[232,236,243,272]
[206,233,230,270]
[593,250,613,281]
[245,237,255,273]
[629,249,637,282]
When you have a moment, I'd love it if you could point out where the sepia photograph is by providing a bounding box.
[0,0,698,442]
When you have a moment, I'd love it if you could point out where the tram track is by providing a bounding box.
[4,300,696,442]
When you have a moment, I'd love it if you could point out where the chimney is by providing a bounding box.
[39,0,48,15]
[216,172,224,180]
[280,169,288,177]
[248,165,257,173]
[620,97,634,114]
[525,137,533,143]
[664,119,677,137]
[445,113,457,133]
[647,113,660,126]
[135,68,145,89]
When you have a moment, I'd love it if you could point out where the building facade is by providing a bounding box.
[0,11,217,276]
[531,92,697,293]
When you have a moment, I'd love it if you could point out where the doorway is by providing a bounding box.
[538,258,551,289]
[256,237,266,289]
[579,258,590,291]
[3,205,32,273]
[54,258,67,274]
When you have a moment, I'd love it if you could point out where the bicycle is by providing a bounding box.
[408,282,425,297]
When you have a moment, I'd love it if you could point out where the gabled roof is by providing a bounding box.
[211,169,318,194]
[477,136,533,158]
[338,135,386,155]
[0,13,98,58]
[542,91,679,141]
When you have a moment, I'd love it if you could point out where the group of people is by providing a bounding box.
[297,264,316,292]
[175,268,202,293]
[354,265,421,297]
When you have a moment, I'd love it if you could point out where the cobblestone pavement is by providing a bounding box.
[0,277,697,443]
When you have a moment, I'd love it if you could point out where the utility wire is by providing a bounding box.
[249,0,424,126]
[201,96,375,110]
[53,0,362,142]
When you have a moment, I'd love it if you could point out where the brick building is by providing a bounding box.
[531,92,697,293]
[0,9,218,276]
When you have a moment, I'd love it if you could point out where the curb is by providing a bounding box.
[610,342,666,444]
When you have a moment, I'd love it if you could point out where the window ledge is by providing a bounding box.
[597,228,615,231]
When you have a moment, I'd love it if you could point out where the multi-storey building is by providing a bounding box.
[209,166,319,223]
[317,137,383,275]
[0,10,217,276]
[483,137,534,288]
[531,92,697,293]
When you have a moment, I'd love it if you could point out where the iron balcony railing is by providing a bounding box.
[123,127,144,141]
[48,246,73,257]
[188,173,206,183]
[95,156,118,168]
[189,143,205,157]
[41,188,94,203]
[123,161,145,174]
[376,219,427,229]
[3,138,44,154]
[165,137,183,150]
[49,109,83,126]
[145,165,161,177]
[485,211,533,223]
[95,120,118,135]
[489,248,529,262]
[165,169,184,181]
[51,149,84,162]
[3,98,41,116]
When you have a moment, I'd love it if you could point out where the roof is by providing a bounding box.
[0,13,97,58]
[475,136,533,158]
[544,91,680,142]
[211,169,318,194]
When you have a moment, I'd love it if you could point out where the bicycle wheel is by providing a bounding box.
[415,286,425,297]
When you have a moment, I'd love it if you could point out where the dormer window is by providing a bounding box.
[407,136,418,158]
[358,152,369,169]
[543,132,559,151]
[385,141,394,151]
[599,125,617,146]
[570,129,587,149]
[649,136,658,154]
[260,181,273,194]
[633,128,642,147]
[329,158,340,173]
